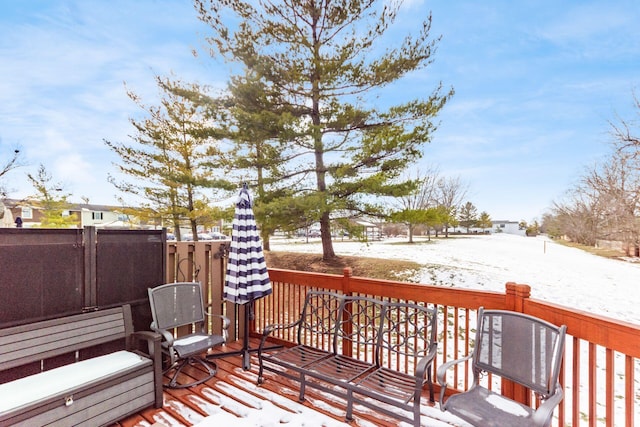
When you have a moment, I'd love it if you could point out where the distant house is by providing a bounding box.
[1,200,58,228]
[491,220,525,235]
[1,199,134,229]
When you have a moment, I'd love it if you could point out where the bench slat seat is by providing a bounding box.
[354,366,419,404]
[306,354,375,383]
[262,345,333,371]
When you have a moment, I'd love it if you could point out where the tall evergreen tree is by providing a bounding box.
[105,76,233,240]
[458,201,478,233]
[223,71,301,250]
[477,211,492,232]
[196,0,453,260]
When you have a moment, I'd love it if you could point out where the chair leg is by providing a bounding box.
[164,356,218,389]
[257,358,265,385]
[346,389,354,422]
[298,373,306,401]
[427,369,435,403]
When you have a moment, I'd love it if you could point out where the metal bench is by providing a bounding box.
[0,304,163,426]
[257,291,438,427]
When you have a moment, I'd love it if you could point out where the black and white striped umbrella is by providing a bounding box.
[223,185,272,304]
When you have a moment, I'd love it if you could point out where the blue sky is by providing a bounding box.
[1,0,639,222]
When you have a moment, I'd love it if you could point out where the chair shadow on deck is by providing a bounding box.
[148,281,230,389]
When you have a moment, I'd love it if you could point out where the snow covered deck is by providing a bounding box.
[115,339,467,427]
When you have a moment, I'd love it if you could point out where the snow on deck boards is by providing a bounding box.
[113,339,468,427]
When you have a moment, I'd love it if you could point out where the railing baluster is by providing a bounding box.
[625,355,635,427]
[606,348,614,427]
[573,337,581,427]
[589,342,597,427]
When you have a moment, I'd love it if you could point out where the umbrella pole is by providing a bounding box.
[241,302,251,370]
[208,299,282,370]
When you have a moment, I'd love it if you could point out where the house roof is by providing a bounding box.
[3,198,124,213]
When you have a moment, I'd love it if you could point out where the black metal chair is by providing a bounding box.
[148,282,230,388]
[437,307,567,427]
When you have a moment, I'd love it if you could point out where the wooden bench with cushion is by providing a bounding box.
[257,291,438,427]
[0,304,163,427]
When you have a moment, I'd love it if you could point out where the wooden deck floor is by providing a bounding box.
[113,339,467,427]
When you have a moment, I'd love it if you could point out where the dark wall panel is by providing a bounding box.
[95,229,165,330]
[0,228,164,331]
[0,229,83,325]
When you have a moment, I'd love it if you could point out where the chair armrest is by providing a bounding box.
[532,383,564,427]
[263,319,301,336]
[415,342,438,378]
[205,311,231,342]
[436,354,473,408]
[205,310,231,329]
[258,319,302,352]
[151,324,175,346]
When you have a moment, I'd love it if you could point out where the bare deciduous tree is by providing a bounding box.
[546,92,640,254]
[0,144,23,198]
[390,167,440,242]
[436,176,468,237]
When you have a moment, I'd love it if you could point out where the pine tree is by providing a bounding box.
[223,71,301,250]
[196,0,453,259]
[477,211,492,232]
[105,76,233,240]
[458,201,478,233]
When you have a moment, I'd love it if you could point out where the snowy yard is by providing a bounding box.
[269,233,640,325]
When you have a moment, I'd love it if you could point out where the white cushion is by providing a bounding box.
[174,335,210,346]
[0,350,149,413]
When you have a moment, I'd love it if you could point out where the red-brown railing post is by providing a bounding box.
[505,282,531,313]
[342,267,353,294]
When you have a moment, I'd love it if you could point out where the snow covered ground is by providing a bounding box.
[269,233,640,325]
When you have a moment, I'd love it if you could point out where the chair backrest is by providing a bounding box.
[148,282,206,330]
[473,307,567,398]
[296,291,344,349]
[335,296,385,360]
[377,301,437,370]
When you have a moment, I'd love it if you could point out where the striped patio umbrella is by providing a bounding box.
[223,184,272,304]
[222,184,271,369]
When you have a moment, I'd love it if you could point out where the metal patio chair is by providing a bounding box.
[437,307,567,427]
[148,282,230,388]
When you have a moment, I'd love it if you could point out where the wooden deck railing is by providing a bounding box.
[252,267,640,427]
[165,242,639,426]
